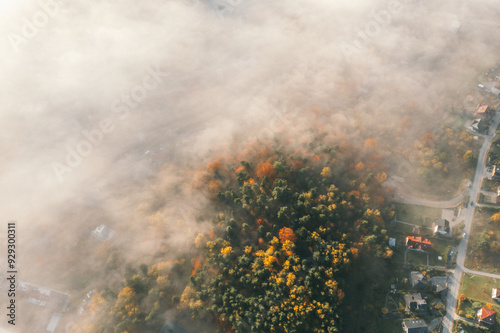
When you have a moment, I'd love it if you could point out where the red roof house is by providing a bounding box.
[406,236,433,252]
[476,104,493,117]
[477,307,496,327]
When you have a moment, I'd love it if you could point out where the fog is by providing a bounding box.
[0,0,499,330]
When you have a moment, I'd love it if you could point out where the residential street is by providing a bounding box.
[441,112,500,333]
[390,112,500,333]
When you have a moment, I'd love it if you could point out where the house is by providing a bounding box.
[433,219,450,236]
[404,293,428,311]
[492,166,500,179]
[402,319,428,333]
[430,276,448,297]
[476,105,493,118]
[491,87,500,97]
[410,271,427,289]
[470,118,487,133]
[492,288,500,302]
[406,236,433,252]
[91,224,115,241]
[496,187,500,204]
[477,307,496,327]
[389,238,396,247]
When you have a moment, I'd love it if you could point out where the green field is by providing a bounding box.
[394,203,442,227]
[405,250,429,266]
[458,273,500,330]
[459,273,500,303]
[465,207,500,274]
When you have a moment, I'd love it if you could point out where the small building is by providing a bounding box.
[433,219,450,236]
[492,288,500,302]
[470,118,487,133]
[402,319,428,333]
[410,271,427,289]
[389,238,396,247]
[406,236,433,252]
[92,224,115,241]
[492,166,500,180]
[404,293,428,312]
[477,307,496,327]
[496,187,500,204]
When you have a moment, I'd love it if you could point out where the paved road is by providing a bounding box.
[462,267,500,279]
[441,113,500,333]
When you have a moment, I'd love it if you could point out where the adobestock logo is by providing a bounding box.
[7,0,62,53]
[340,1,401,63]
[51,65,169,182]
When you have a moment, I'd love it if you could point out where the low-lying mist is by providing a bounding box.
[1,0,500,330]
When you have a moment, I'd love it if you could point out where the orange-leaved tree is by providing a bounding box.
[279,227,297,243]
[256,162,275,180]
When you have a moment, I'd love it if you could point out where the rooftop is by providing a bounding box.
[407,236,432,245]
[92,224,115,241]
[403,319,427,328]
[478,307,496,321]
[476,104,489,114]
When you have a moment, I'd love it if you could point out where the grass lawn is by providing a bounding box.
[406,250,428,266]
[399,238,451,267]
[392,221,419,234]
[379,319,408,333]
[391,244,406,264]
[453,319,496,332]
[395,203,442,227]
[459,273,500,304]
[388,221,455,267]
[465,207,500,274]
[428,237,454,266]
[453,221,466,239]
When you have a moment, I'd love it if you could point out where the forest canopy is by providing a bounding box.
[181,142,395,332]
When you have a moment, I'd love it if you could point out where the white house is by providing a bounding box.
[493,288,500,302]
[91,224,115,241]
